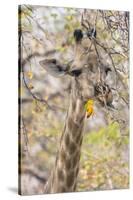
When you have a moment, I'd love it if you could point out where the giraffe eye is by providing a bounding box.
[52,59,57,64]
[70,69,82,77]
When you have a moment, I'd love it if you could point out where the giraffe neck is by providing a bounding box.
[45,80,86,193]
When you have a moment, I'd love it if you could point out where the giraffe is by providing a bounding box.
[39,29,113,193]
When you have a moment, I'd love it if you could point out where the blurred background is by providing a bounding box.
[19,5,129,195]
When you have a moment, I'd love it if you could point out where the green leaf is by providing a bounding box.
[107,122,120,140]
[51,13,58,18]
[65,15,73,21]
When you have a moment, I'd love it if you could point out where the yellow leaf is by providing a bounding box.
[19,86,23,96]
[84,99,94,118]
[27,71,33,79]
[44,96,48,100]
[28,83,34,89]
[65,15,73,21]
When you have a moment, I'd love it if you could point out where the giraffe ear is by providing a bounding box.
[39,59,67,78]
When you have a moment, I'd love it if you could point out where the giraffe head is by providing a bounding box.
[39,29,113,105]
